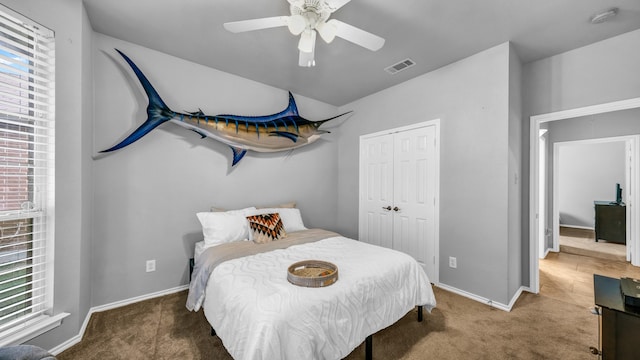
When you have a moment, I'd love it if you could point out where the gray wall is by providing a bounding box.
[548,108,640,230]
[558,141,625,227]
[336,43,520,305]
[522,28,640,285]
[91,34,340,306]
[0,0,94,350]
[549,108,640,142]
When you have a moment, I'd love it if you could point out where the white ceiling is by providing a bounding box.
[83,0,640,106]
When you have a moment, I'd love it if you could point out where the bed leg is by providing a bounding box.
[365,335,372,360]
[210,327,216,336]
[417,305,423,322]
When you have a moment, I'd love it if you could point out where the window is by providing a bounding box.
[0,5,60,344]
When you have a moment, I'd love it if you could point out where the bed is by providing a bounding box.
[187,207,436,360]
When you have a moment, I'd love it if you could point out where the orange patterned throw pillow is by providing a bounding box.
[246,213,287,244]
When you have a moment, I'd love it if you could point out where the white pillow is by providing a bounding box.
[246,207,307,233]
[196,207,256,247]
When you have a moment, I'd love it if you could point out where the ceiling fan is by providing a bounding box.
[223,0,385,67]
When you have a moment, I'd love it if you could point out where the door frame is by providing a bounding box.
[529,97,640,293]
[538,129,548,258]
[359,119,441,285]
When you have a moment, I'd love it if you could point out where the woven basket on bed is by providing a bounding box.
[287,260,338,287]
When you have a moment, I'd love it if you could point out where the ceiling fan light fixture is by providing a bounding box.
[298,29,316,53]
[299,45,316,67]
[287,14,307,35]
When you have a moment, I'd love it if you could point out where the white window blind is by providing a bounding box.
[0,5,55,340]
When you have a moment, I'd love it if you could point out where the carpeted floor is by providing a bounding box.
[57,286,598,360]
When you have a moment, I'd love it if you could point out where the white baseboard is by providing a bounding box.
[49,284,189,355]
[559,224,594,231]
[435,283,525,312]
[506,286,526,310]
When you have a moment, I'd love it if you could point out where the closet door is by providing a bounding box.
[359,124,438,282]
[360,134,394,248]
[393,126,436,278]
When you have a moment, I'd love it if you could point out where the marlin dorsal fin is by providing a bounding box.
[284,91,299,117]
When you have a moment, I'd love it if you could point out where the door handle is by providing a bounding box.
[393,207,400,212]
[382,206,392,211]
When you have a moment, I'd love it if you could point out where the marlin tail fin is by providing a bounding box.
[100,50,174,152]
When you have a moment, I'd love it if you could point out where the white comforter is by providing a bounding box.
[202,235,436,360]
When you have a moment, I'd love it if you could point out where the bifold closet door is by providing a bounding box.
[360,134,394,249]
[392,126,436,278]
[359,125,437,279]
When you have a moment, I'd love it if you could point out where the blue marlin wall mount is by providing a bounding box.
[101,50,352,166]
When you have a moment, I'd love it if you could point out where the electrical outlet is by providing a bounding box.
[146,259,156,272]
[449,256,457,269]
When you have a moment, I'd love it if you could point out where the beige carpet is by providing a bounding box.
[57,286,598,360]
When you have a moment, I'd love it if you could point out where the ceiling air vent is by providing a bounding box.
[384,58,415,75]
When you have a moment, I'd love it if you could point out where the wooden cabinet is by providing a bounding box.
[594,275,640,359]
[594,201,626,244]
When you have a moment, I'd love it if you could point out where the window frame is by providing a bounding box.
[0,4,67,346]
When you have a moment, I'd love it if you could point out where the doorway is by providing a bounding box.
[529,98,640,293]
[553,138,631,261]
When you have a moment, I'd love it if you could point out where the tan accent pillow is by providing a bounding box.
[246,213,287,244]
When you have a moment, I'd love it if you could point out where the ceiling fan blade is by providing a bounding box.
[299,47,316,67]
[223,16,289,33]
[325,0,353,12]
[330,19,385,51]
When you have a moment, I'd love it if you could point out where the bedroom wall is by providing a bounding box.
[556,141,625,228]
[547,108,640,231]
[0,0,94,350]
[90,33,341,306]
[522,28,640,284]
[336,42,520,305]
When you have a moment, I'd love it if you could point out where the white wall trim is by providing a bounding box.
[506,287,526,310]
[49,285,189,355]
[559,224,594,231]
[359,120,440,140]
[0,313,70,347]
[532,98,640,124]
[436,283,520,312]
